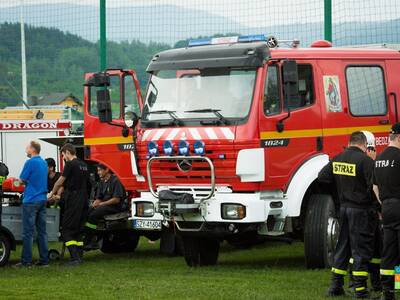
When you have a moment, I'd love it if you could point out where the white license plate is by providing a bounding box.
[133,219,162,230]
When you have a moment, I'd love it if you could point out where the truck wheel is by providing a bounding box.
[0,234,11,267]
[122,232,140,252]
[100,231,139,253]
[48,249,61,261]
[182,237,219,267]
[304,194,339,269]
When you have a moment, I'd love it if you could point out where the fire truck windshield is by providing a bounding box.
[142,68,256,124]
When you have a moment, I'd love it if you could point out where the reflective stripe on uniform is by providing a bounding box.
[349,258,354,264]
[355,287,366,291]
[332,268,347,275]
[85,222,97,229]
[77,241,84,246]
[65,240,78,247]
[353,271,368,277]
[381,269,395,276]
[370,258,381,264]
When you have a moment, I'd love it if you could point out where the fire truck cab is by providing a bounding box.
[97,36,400,267]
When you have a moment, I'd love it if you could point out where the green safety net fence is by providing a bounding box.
[0,0,398,109]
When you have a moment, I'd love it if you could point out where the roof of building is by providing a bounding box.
[30,92,82,106]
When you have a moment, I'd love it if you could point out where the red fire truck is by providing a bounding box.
[87,36,400,268]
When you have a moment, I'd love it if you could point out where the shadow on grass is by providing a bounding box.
[219,255,306,270]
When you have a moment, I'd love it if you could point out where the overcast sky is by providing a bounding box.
[0,0,398,27]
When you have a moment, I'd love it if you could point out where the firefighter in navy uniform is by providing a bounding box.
[373,123,400,300]
[84,164,125,249]
[348,131,383,292]
[49,143,89,266]
[318,131,377,298]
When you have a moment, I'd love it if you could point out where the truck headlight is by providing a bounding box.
[221,204,246,220]
[135,202,155,217]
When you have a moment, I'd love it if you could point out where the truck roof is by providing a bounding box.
[147,42,270,72]
[270,45,400,60]
[148,41,400,72]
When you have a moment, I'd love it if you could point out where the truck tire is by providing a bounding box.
[304,194,339,269]
[0,233,11,267]
[100,231,139,254]
[182,237,219,267]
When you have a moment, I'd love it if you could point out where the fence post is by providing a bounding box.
[99,0,106,71]
[324,0,332,42]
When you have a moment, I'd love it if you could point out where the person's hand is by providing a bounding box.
[92,200,101,209]
[47,192,54,201]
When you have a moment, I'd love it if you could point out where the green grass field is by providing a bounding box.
[0,239,353,300]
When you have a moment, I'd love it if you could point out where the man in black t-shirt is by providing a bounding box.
[86,164,125,227]
[45,158,60,192]
[373,123,400,300]
[49,144,88,266]
[84,164,125,249]
[45,158,62,208]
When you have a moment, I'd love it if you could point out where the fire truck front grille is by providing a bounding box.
[137,140,260,191]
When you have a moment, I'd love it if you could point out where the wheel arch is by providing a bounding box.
[285,154,330,217]
[0,226,16,251]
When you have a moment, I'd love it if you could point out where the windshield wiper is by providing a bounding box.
[184,109,230,125]
[146,110,183,126]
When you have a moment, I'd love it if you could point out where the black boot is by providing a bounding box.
[370,270,382,292]
[327,273,345,297]
[65,245,82,266]
[381,275,395,300]
[349,260,355,289]
[353,275,369,299]
[83,229,99,250]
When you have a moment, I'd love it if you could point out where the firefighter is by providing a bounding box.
[84,164,125,249]
[373,123,400,300]
[318,131,377,298]
[348,131,382,292]
[49,143,88,266]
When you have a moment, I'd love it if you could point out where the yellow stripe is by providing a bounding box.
[332,268,347,275]
[84,136,133,146]
[355,287,366,291]
[370,258,381,264]
[381,269,395,276]
[260,125,391,140]
[353,271,368,276]
[65,240,78,247]
[77,242,84,246]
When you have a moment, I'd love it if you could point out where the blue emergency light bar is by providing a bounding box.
[188,34,269,47]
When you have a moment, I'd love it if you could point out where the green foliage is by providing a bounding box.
[0,23,169,106]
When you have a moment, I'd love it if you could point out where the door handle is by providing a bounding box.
[379,119,390,125]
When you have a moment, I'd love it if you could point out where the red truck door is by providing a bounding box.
[84,69,143,191]
[319,59,393,155]
[259,61,323,190]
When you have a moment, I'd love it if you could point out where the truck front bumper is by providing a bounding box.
[131,190,287,236]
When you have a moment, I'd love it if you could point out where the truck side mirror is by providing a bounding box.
[96,89,112,123]
[282,60,299,108]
